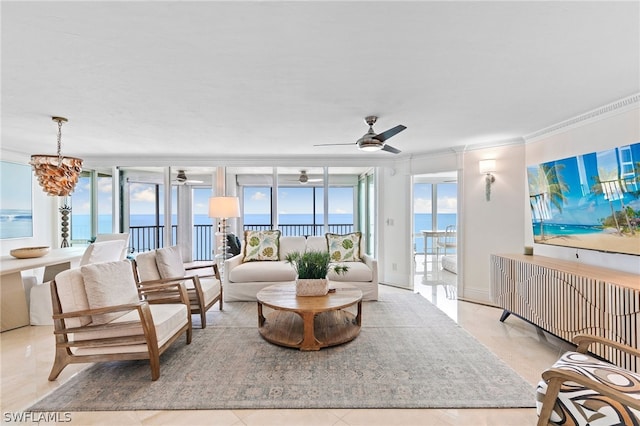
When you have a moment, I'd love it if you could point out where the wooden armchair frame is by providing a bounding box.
[537,334,640,426]
[49,278,192,382]
[132,260,222,328]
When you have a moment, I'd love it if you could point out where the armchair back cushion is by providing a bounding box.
[155,246,186,279]
[55,268,92,328]
[135,251,162,281]
[81,260,140,324]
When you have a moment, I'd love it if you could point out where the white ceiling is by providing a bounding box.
[2,1,638,168]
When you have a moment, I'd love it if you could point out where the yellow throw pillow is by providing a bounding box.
[326,232,361,262]
[243,230,281,262]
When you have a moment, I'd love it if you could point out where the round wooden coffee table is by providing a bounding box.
[256,283,362,351]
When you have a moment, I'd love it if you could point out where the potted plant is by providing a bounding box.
[285,250,348,296]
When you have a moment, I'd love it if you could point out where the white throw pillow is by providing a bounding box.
[155,246,186,279]
[80,240,126,266]
[81,260,139,324]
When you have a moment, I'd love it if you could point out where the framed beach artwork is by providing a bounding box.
[527,142,640,256]
[0,161,33,239]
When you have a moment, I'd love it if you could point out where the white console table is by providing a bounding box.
[0,247,85,331]
[491,254,640,371]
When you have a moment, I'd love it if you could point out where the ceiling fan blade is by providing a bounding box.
[373,125,407,142]
[313,143,355,147]
[381,144,401,154]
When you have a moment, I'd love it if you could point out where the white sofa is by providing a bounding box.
[224,235,378,301]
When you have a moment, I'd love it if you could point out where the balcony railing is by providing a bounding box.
[129,223,354,261]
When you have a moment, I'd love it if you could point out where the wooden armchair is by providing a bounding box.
[132,245,222,328]
[49,259,192,382]
[536,334,640,425]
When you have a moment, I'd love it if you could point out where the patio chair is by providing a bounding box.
[437,225,456,256]
[536,334,640,425]
[132,245,222,328]
[49,259,192,381]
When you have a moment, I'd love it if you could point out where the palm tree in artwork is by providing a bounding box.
[528,164,568,241]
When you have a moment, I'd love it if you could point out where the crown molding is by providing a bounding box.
[524,93,640,143]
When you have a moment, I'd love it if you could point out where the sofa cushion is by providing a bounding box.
[326,232,362,262]
[328,261,372,282]
[155,246,186,279]
[243,230,281,262]
[229,261,296,282]
[81,260,140,325]
[279,236,307,259]
[305,236,328,252]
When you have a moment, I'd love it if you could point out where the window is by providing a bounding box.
[243,186,272,229]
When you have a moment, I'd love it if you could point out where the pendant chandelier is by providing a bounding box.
[30,116,83,196]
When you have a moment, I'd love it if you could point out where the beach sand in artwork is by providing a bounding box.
[535,231,640,256]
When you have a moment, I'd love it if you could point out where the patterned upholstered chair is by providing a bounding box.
[536,334,640,426]
[49,259,192,381]
[132,246,222,328]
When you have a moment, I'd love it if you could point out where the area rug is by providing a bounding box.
[29,292,535,411]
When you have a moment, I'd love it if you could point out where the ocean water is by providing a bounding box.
[70,213,456,253]
[0,209,33,239]
[532,222,602,236]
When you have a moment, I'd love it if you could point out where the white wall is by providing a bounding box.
[376,162,412,288]
[525,106,640,274]
[460,143,526,303]
[0,151,59,256]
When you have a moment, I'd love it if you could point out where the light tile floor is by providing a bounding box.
[1,259,571,425]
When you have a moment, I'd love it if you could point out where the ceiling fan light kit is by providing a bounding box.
[314,115,405,154]
[358,139,383,152]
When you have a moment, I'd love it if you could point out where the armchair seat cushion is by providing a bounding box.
[228,261,296,283]
[194,277,221,305]
[536,351,640,425]
[72,303,189,355]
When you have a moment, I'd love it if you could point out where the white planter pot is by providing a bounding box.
[296,278,328,296]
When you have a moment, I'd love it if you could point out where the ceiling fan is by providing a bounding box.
[315,116,406,154]
[173,170,203,185]
[285,170,323,185]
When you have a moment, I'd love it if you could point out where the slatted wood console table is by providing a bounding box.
[490,254,640,371]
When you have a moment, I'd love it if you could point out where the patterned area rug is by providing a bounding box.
[30,292,535,411]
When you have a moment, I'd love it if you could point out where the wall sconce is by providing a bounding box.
[479,159,496,201]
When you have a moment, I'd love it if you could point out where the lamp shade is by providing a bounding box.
[208,196,240,218]
[479,159,496,174]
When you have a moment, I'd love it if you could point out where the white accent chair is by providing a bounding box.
[49,259,191,381]
[29,237,128,325]
[132,246,222,328]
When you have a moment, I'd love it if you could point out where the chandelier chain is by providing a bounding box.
[56,119,63,159]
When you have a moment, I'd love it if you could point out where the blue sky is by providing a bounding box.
[413,183,457,214]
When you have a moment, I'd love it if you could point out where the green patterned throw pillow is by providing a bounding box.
[243,230,281,262]
[326,232,361,262]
